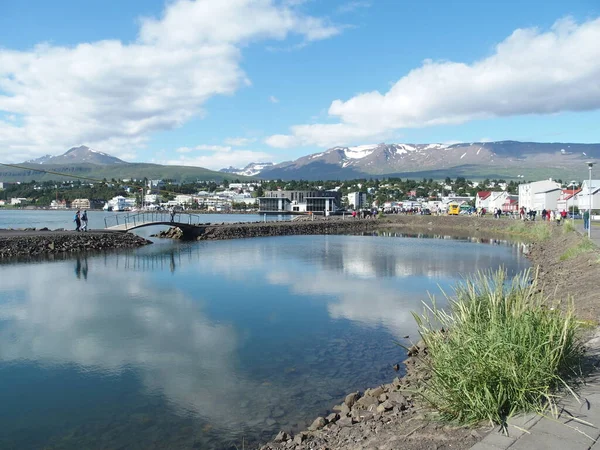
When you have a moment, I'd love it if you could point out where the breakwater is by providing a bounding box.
[154,215,525,242]
[154,218,383,240]
[0,230,151,258]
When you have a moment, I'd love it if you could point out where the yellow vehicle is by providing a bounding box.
[448,204,460,215]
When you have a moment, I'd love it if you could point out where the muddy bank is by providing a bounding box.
[0,229,152,258]
[257,224,600,450]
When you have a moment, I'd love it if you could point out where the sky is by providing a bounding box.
[0,0,599,170]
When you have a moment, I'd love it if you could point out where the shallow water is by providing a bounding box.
[0,234,529,449]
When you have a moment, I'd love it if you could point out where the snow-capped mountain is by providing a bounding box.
[257,141,600,180]
[220,162,274,177]
[25,145,127,165]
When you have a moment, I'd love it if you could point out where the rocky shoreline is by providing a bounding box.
[0,229,152,258]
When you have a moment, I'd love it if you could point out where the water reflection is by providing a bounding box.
[74,256,89,280]
[0,235,529,449]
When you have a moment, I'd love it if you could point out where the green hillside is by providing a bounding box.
[0,162,253,183]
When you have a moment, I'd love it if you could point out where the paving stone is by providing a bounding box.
[523,418,599,446]
[469,442,507,450]
[478,432,517,449]
[509,430,594,450]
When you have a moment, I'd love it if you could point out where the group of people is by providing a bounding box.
[518,207,569,224]
[351,209,379,219]
[73,210,88,232]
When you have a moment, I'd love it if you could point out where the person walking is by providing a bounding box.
[74,210,81,232]
[584,209,590,231]
[81,210,88,232]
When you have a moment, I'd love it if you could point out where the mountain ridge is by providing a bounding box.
[25,145,127,165]
[256,141,600,180]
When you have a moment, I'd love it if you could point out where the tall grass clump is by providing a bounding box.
[563,219,576,233]
[506,222,552,241]
[560,238,596,261]
[414,269,582,425]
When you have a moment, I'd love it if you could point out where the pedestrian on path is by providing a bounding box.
[74,210,81,232]
[81,210,88,232]
[584,209,590,230]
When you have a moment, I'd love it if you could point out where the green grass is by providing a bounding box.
[563,220,576,233]
[560,238,597,261]
[506,222,552,241]
[414,269,583,426]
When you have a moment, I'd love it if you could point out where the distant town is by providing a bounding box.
[0,175,598,216]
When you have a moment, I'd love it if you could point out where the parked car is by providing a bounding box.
[568,212,582,219]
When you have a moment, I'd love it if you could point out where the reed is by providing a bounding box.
[414,269,582,425]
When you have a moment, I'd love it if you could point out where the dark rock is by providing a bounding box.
[308,417,326,431]
[354,396,379,410]
[336,417,355,428]
[326,413,339,423]
[274,431,289,442]
[344,392,360,408]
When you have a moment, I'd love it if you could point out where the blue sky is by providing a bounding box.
[0,0,599,169]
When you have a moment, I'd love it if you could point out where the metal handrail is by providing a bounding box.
[104,211,203,229]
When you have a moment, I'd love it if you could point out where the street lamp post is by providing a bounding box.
[567,180,578,223]
[588,162,594,239]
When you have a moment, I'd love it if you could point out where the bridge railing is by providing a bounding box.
[104,211,202,230]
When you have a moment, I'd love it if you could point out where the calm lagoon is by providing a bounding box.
[0,233,528,449]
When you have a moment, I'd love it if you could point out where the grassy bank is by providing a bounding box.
[506,221,552,241]
[414,269,583,425]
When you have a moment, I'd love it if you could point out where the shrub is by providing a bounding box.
[414,269,582,425]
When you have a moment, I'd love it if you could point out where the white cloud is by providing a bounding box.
[0,0,342,162]
[267,16,600,148]
[162,149,273,169]
[194,144,232,152]
[224,137,256,146]
[269,95,280,103]
[337,1,371,14]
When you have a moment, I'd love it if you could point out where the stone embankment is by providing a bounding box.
[155,215,538,242]
[0,230,151,258]
[154,218,382,240]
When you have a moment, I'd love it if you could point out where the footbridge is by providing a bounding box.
[104,211,203,232]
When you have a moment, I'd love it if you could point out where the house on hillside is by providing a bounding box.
[518,179,562,211]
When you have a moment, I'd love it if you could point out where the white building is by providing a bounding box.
[576,180,600,211]
[174,195,194,207]
[518,179,561,211]
[485,191,516,211]
[533,188,562,211]
[556,189,580,213]
[347,192,367,209]
[10,197,29,205]
[103,196,136,211]
[144,194,159,204]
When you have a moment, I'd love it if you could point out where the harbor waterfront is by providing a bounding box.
[0,217,529,450]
